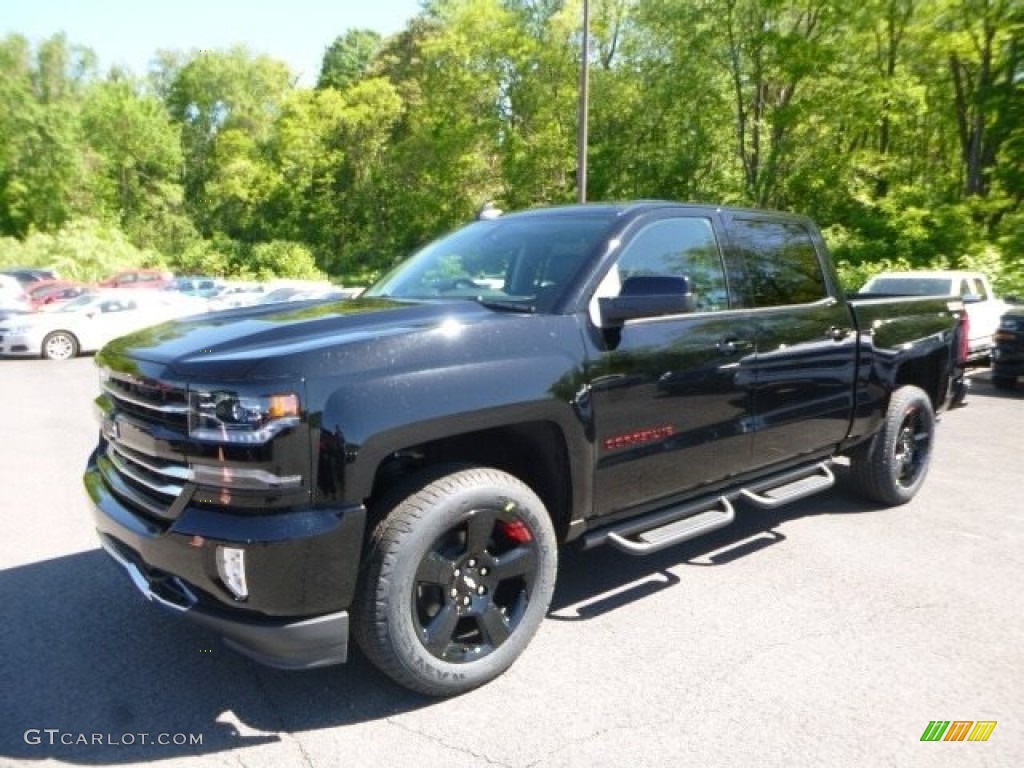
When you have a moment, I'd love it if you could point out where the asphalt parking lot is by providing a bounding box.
[0,357,1020,767]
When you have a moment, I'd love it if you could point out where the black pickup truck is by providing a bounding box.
[85,202,966,696]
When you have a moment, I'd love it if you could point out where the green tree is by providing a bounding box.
[587,0,736,202]
[0,217,164,281]
[317,29,382,91]
[165,46,294,235]
[234,240,325,280]
[498,0,580,207]
[944,0,1022,198]
[0,34,95,237]
[79,78,192,253]
[265,78,403,274]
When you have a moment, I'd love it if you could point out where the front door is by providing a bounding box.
[587,213,757,517]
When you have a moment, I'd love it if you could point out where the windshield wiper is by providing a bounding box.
[475,297,536,313]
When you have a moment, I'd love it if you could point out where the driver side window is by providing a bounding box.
[597,217,730,313]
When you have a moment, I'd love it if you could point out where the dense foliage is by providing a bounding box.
[0,0,1021,293]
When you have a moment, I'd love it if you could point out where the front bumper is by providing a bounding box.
[992,343,1024,378]
[0,330,41,356]
[85,450,367,669]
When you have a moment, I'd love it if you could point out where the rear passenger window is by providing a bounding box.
[731,220,828,306]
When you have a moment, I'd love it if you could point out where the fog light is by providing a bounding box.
[216,546,248,600]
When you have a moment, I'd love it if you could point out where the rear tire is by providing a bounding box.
[41,331,79,360]
[353,465,557,696]
[850,386,935,506]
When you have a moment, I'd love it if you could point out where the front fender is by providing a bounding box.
[318,356,590,503]
[305,314,593,522]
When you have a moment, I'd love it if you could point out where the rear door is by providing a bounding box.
[724,214,858,470]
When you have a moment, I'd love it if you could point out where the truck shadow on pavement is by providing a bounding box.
[0,549,429,763]
[0,485,883,763]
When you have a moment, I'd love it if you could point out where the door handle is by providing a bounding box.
[717,338,753,356]
[825,326,852,341]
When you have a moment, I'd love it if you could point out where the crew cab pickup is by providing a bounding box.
[861,270,1005,363]
[85,202,966,696]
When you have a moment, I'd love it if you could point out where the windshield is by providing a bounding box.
[862,277,954,296]
[365,214,617,312]
[56,294,101,312]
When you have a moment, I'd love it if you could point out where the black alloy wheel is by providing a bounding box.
[354,465,557,696]
[413,506,539,663]
[850,385,935,506]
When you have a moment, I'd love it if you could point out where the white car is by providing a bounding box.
[0,291,207,361]
[860,270,1007,363]
[0,274,31,320]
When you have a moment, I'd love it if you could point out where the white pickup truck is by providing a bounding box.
[861,270,1006,363]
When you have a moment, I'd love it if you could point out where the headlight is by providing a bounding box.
[189,389,300,443]
[5,325,31,334]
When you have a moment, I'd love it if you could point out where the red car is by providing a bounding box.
[97,269,173,290]
[27,280,89,309]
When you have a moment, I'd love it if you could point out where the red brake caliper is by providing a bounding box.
[497,519,533,544]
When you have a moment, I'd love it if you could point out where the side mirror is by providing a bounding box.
[961,293,983,304]
[598,275,696,325]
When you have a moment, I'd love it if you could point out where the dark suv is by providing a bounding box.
[992,307,1024,390]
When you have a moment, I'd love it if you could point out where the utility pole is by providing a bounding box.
[576,0,590,204]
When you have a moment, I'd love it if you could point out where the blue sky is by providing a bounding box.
[1,0,426,85]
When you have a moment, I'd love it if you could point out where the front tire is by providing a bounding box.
[41,331,79,360]
[849,386,935,506]
[992,374,1016,391]
[353,466,557,696]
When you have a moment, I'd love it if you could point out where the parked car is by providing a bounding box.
[205,281,265,310]
[860,270,1006,364]
[992,306,1024,390]
[97,269,173,290]
[1,267,59,285]
[0,274,31,320]
[27,280,89,309]
[257,284,346,305]
[0,290,201,360]
[165,276,221,298]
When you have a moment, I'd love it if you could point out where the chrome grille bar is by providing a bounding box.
[106,445,185,498]
[102,381,189,415]
[108,441,191,482]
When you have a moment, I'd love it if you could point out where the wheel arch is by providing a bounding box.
[891,354,947,411]
[364,419,576,543]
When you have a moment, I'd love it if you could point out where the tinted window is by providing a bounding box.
[731,219,827,306]
[366,214,616,312]
[615,218,729,312]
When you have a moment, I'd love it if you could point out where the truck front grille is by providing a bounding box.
[102,372,189,428]
[98,370,191,522]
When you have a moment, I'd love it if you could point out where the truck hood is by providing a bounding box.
[97,297,511,380]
